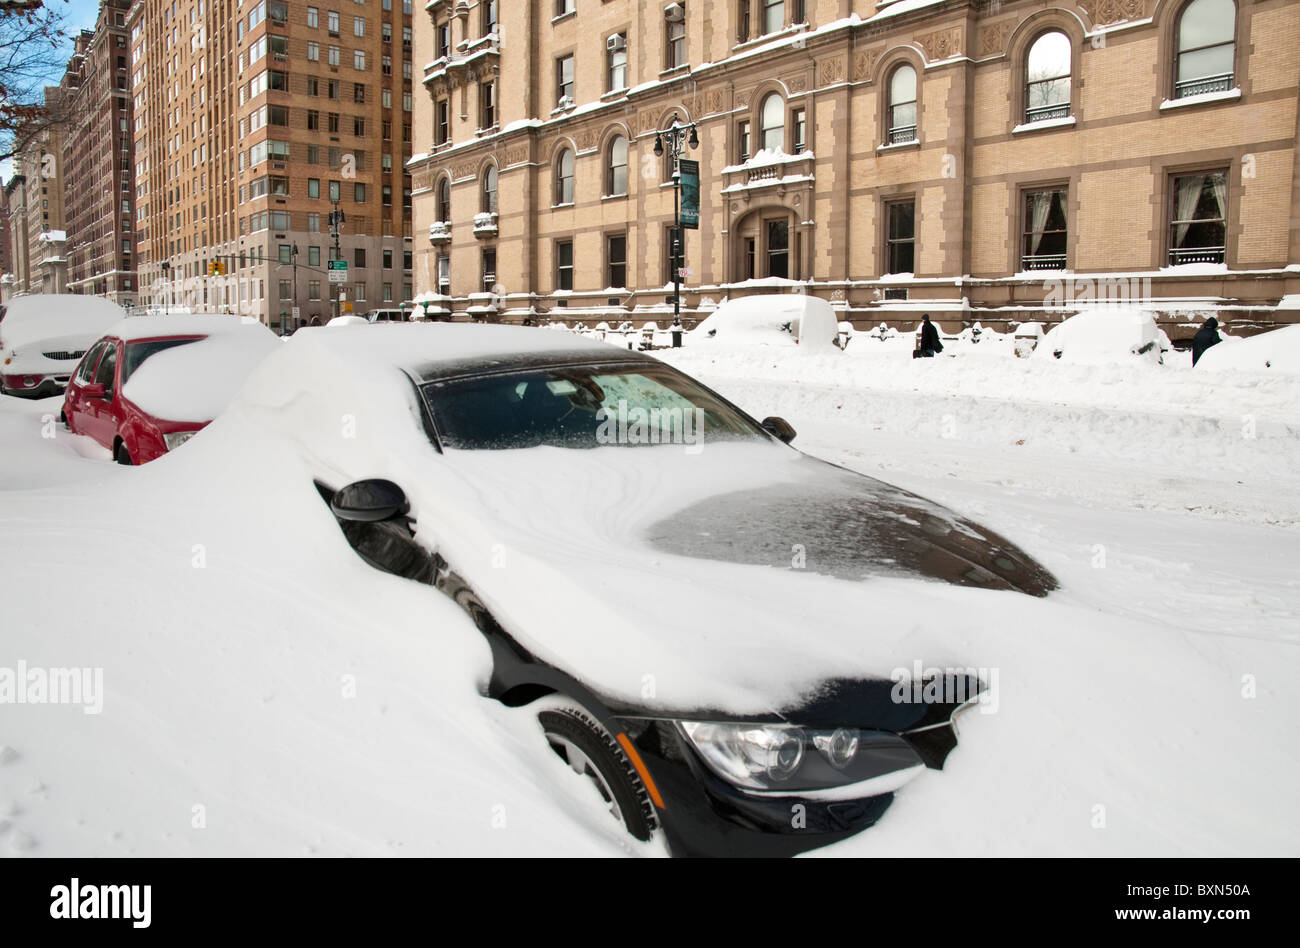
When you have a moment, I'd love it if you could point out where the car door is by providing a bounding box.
[65,340,108,435]
[82,340,122,449]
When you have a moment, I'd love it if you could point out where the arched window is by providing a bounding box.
[555,148,575,205]
[606,136,628,196]
[1025,31,1071,123]
[436,176,451,222]
[1176,0,1236,98]
[481,164,497,213]
[760,92,785,152]
[886,65,917,144]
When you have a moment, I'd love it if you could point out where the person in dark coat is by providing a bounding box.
[914,315,943,358]
[1191,317,1221,366]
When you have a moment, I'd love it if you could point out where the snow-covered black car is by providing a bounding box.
[237,324,1056,857]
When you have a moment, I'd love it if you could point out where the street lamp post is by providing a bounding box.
[328,202,345,322]
[291,243,299,333]
[653,114,699,348]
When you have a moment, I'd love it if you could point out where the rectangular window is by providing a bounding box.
[328,112,340,133]
[307,7,319,28]
[309,280,322,300]
[353,15,365,36]
[354,182,366,203]
[383,283,393,302]
[383,248,393,269]
[480,81,495,129]
[354,248,367,267]
[329,179,341,201]
[792,108,806,153]
[307,212,321,232]
[666,13,686,69]
[1021,187,1068,270]
[556,0,574,15]
[556,54,574,105]
[436,21,450,58]
[353,49,366,70]
[608,35,627,91]
[482,249,497,293]
[309,245,321,266]
[885,200,916,275]
[437,255,450,295]
[307,41,319,61]
[279,244,292,265]
[328,9,340,34]
[738,121,751,162]
[328,45,340,66]
[308,178,321,198]
[763,0,784,36]
[1168,170,1228,265]
[354,116,365,136]
[354,83,366,103]
[436,99,449,144]
[556,240,574,291]
[607,233,627,288]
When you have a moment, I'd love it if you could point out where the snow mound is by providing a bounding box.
[1197,324,1300,375]
[1035,307,1169,365]
[326,315,369,327]
[690,294,839,352]
[122,322,281,422]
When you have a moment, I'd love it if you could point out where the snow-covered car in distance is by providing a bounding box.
[62,314,279,464]
[0,294,126,398]
[229,324,1057,856]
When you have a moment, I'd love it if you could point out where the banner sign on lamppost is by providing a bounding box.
[679,159,700,230]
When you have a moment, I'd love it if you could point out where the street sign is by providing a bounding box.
[328,260,349,284]
[292,306,300,319]
[679,158,700,230]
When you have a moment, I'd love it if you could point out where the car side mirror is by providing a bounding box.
[330,479,410,522]
[761,416,797,444]
[83,382,106,399]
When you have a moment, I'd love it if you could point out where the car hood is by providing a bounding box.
[410,441,1059,719]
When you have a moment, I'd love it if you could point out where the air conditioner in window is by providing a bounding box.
[664,3,685,22]
[607,34,626,52]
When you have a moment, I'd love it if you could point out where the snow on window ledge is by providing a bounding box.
[1159,88,1241,111]
[1012,115,1077,134]
[876,139,920,152]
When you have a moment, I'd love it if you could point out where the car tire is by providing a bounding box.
[114,443,133,466]
[538,702,656,842]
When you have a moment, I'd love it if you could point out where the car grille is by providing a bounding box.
[42,350,86,361]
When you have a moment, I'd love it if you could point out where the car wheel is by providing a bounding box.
[114,443,133,466]
[538,702,656,842]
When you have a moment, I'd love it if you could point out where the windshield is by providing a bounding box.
[421,362,769,450]
[123,337,201,384]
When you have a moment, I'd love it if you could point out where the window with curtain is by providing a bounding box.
[481,165,497,213]
[1021,188,1068,270]
[760,93,785,152]
[1176,0,1236,98]
[887,65,917,144]
[556,149,575,205]
[1168,170,1227,264]
[1025,31,1071,123]
[606,137,628,196]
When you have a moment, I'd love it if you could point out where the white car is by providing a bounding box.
[0,295,127,398]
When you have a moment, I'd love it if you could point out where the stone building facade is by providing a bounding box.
[408,0,1300,335]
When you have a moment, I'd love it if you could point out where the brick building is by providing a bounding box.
[409,0,1300,335]
[128,0,416,327]
[61,1,139,308]
[5,87,70,296]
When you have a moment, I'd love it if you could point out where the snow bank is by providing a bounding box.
[1197,324,1300,375]
[1035,307,1169,365]
[121,322,280,422]
[0,296,126,375]
[690,294,839,352]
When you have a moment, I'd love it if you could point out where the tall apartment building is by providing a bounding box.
[129,0,415,327]
[409,0,1300,335]
[4,87,70,296]
[61,1,139,307]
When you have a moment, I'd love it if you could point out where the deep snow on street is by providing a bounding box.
[2,334,1298,857]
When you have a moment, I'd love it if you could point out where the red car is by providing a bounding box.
[62,315,280,464]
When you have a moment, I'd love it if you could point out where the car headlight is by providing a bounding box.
[679,721,925,799]
[163,430,197,451]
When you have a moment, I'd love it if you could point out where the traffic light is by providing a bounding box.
[207,260,226,276]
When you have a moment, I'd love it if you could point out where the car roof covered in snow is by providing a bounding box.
[309,323,658,382]
[0,294,126,350]
[104,313,272,343]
